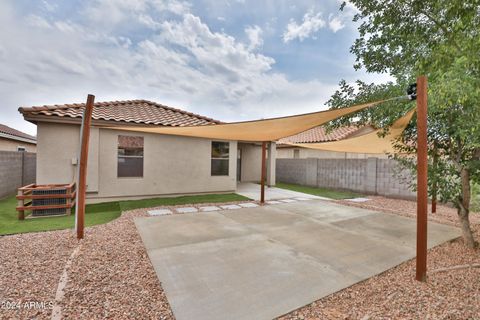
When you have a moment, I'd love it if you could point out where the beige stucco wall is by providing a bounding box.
[95,129,237,201]
[0,137,36,152]
[37,122,79,185]
[276,147,388,159]
[239,143,262,182]
[36,122,238,203]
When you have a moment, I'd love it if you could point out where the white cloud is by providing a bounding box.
[245,25,263,50]
[0,0,351,135]
[283,9,326,43]
[328,14,345,32]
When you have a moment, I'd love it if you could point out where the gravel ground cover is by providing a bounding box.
[2,196,479,319]
[0,230,78,319]
[280,198,480,320]
[336,196,480,227]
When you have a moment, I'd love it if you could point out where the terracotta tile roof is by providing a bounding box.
[0,123,36,142]
[278,125,361,144]
[19,99,221,126]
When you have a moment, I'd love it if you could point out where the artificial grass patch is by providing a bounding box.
[275,182,362,200]
[0,193,251,236]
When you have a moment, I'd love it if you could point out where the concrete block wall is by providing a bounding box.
[317,159,367,191]
[275,159,307,186]
[276,157,415,199]
[376,159,415,198]
[0,151,36,199]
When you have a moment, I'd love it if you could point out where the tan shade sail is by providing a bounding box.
[107,100,384,142]
[289,108,416,154]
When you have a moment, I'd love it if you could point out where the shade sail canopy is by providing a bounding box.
[289,108,416,154]
[107,100,384,142]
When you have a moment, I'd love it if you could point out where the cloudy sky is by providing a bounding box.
[0,0,391,135]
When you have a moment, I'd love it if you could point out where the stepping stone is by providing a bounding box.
[220,204,242,210]
[176,207,198,213]
[238,202,259,208]
[199,206,221,212]
[293,197,313,201]
[266,200,282,204]
[346,198,371,203]
[148,209,172,216]
[279,199,297,203]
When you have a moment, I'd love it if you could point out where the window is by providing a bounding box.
[293,149,300,159]
[211,141,229,176]
[17,146,26,152]
[118,135,144,177]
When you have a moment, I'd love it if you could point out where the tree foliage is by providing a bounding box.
[331,0,480,247]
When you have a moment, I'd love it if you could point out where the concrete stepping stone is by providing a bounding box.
[293,197,313,201]
[266,200,282,204]
[199,206,221,212]
[176,207,199,213]
[148,209,172,216]
[220,204,242,210]
[346,198,371,202]
[239,202,259,208]
[279,199,297,203]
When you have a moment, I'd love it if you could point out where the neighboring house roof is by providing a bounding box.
[19,99,221,127]
[278,125,364,144]
[0,123,37,144]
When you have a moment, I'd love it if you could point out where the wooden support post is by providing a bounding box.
[431,144,438,214]
[17,189,24,220]
[260,141,267,204]
[416,75,428,282]
[76,94,95,240]
[66,184,72,215]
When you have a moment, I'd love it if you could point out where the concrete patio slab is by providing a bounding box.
[135,199,461,320]
[147,233,360,320]
[236,182,327,201]
[279,199,297,203]
[135,213,252,251]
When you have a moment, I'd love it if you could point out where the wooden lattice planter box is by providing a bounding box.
[16,183,76,220]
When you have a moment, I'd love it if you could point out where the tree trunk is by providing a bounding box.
[457,168,477,248]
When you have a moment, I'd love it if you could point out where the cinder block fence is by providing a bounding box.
[276,158,415,199]
[0,151,36,199]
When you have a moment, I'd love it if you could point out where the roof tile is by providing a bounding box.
[278,125,361,144]
[19,99,221,127]
[0,123,36,141]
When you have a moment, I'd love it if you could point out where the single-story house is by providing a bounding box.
[277,125,388,159]
[19,100,275,204]
[0,123,37,152]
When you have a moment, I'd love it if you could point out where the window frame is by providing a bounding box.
[117,135,144,178]
[211,141,230,176]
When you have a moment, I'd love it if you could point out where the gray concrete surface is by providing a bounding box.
[135,200,460,320]
[236,182,327,201]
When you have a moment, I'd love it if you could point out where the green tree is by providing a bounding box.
[328,0,480,247]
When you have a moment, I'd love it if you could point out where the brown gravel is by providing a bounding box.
[2,197,479,320]
[335,196,480,227]
[280,198,480,320]
[0,230,78,319]
[60,209,174,320]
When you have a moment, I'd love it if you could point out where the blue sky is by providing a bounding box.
[0,0,391,135]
